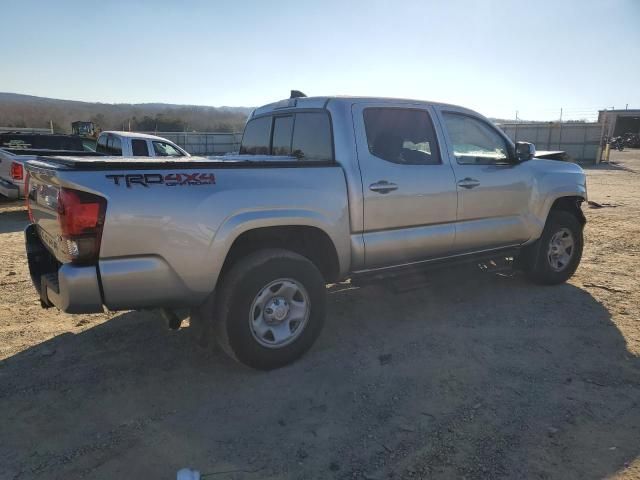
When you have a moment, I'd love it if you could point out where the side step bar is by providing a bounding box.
[351,247,520,288]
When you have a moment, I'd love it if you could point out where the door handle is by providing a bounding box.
[369,180,398,194]
[457,177,481,189]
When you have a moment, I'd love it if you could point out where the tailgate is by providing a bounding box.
[25,170,67,261]
[26,165,107,264]
[23,164,106,313]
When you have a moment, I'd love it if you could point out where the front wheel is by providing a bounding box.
[521,210,584,285]
[214,249,326,370]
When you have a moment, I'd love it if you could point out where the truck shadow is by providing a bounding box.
[1,271,638,479]
[0,207,29,234]
[582,161,638,173]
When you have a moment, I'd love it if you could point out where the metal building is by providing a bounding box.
[499,122,604,163]
[597,109,640,137]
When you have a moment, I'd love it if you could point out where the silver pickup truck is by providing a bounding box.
[24,94,587,369]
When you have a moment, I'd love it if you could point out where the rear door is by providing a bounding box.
[352,103,458,268]
[434,107,534,252]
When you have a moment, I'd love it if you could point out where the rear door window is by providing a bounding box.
[131,139,150,156]
[291,112,333,162]
[363,108,440,165]
[240,116,271,154]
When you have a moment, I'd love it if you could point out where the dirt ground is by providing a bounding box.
[1,151,639,480]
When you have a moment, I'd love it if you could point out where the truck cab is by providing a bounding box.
[95,131,189,158]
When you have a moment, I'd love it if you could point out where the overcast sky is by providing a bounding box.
[1,0,638,120]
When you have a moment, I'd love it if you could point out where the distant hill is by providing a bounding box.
[0,92,252,133]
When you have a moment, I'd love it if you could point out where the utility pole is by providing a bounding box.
[558,108,564,150]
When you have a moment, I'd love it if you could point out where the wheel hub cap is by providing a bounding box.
[547,227,575,272]
[264,297,289,324]
[249,279,310,349]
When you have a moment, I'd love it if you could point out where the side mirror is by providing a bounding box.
[515,141,536,162]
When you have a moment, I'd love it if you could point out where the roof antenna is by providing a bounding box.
[290,90,307,99]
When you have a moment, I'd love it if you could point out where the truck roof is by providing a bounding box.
[251,95,468,118]
[100,131,179,141]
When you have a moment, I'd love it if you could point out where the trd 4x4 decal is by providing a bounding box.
[106,173,216,188]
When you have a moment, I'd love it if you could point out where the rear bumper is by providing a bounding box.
[25,224,104,314]
[0,178,20,199]
[25,224,199,313]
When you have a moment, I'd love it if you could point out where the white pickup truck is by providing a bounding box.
[24,94,587,370]
[95,131,189,157]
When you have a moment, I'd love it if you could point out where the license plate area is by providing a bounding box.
[25,224,60,307]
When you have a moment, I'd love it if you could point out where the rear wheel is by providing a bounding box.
[214,249,326,370]
[522,210,583,285]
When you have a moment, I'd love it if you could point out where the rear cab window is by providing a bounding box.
[106,136,122,155]
[271,116,293,155]
[239,111,334,162]
[239,116,271,154]
[292,112,333,161]
[96,135,108,154]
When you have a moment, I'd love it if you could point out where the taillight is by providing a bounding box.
[56,188,107,264]
[10,162,23,180]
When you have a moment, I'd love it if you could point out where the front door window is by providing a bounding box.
[442,113,510,165]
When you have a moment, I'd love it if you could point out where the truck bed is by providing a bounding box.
[1,148,99,157]
[24,154,351,313]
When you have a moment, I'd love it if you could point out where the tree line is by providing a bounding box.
[0,93,250,133]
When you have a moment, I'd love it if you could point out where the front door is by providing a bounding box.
[435,108,534,252]
[352,103,458,269]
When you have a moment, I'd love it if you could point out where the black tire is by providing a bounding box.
[214,249,326,370]
[522,210,584,285]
